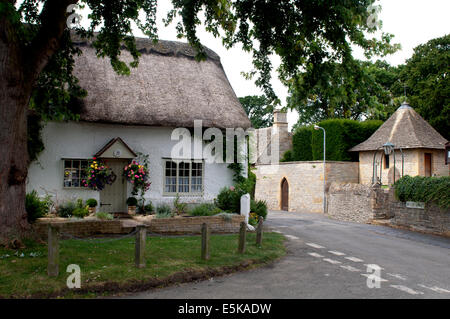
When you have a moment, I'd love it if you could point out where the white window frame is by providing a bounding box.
[163,158,204,196]
[62,158,91,189]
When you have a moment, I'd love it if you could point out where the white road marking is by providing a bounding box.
[328,251,346,256]
[340,265,361,272]
[272,231,282,234]
[364,264,385,270]
[345,257,364,263]
[306,243,325,249]
[277,226,289,228]
[386,273,407,281]
[361,274,388,282]
[390,285,424,295]
[418,284,450,294]
[323,258,342,265]
[285,235,299,240]
[308,252,324,258]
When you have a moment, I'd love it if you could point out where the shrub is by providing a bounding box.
[394,176,450,209]
[155,204,173,218]
[173,194,188,215]
[290,119,383,162]
[250,199,268,220]
[25,190,47,223]
[189,204,221,217]
[215,187,240,213]
[126,197,138,206]
[57,201,77,218]
[248,212,259,226]
[280,150,294,162]
[86,198,98,208]
[144,203,154,214]
[76,198,84,209]
[72,207,89,218]
[96,212,114,220]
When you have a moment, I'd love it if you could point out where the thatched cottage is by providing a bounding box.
[26,36,251,213]
[350,102,449,185]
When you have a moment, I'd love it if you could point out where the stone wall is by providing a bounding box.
[255,161,359,213]
[146,215,245,235]
[391,202,450,236]
[33,215,245,238]
[326,183,393,223]
[327,182,450,237]
[33,219,125,238]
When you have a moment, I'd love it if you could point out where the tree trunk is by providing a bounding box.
[0,16,32,241]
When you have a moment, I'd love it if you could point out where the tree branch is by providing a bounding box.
[25,0,78,82]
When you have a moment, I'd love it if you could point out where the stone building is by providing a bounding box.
[350,102,449,185]
[254,102,449,214]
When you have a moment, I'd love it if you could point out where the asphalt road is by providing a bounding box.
[121,211,450,299]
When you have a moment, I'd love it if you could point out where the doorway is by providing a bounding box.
[99,159,128,213]
[424,153,432,177]
[281,178,289,211]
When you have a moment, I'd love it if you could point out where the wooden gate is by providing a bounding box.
[281,178,289,211]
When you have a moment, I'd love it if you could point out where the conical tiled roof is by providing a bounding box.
[350,102,448,152]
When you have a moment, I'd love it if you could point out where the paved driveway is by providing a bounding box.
[121,211,450,299]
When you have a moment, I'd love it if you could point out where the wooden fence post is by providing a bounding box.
[47,224,60,277]
[201,223,210,260]
[238,221,246,254]
[135,225,147,268]
[256,217,264,246]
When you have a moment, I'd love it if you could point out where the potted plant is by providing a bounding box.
[126,196,138,215]
[86,198,98,215]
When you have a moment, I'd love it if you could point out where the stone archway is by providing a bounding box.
[281,178,289,211]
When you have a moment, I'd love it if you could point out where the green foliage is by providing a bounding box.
[27,112,45,162]
[72,207,89,219]
[394,176,450,209]
[144,203,154,214]
[189,204,221,217]
[173,194,188,215]
[25,191,47,223]
[239,95,274,128]
[250,200,268,220]
[57,201,77,218]
[288,59,402,125]
[289,119,382,162]
[155,204,173,219]
[397,35,450,139]
[86,198,98,208]
[126,197,138,207]
[96,212,114,220]
[291,126,314,161]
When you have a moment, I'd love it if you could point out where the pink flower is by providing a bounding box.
[230,186,235,191]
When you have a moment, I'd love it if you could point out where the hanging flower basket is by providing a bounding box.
[123,155,150,196]
[82,157,116,191]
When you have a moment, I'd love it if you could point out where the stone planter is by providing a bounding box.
[128,206,136,215]
[88,207,96,215]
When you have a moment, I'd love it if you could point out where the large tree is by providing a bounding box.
[397,34,450,140]
[0,0,397,239]
[287,59,402,126]
[239,95,273,128]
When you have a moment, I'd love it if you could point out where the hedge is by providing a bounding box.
[287,119,383,162]
[394,175,450,209]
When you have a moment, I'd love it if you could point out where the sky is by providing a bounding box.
[78,0,450,130]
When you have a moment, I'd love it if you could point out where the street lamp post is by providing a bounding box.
[314,125,326,213]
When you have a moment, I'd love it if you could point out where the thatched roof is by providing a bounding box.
[350,102,448,152]
[71,35,251,129]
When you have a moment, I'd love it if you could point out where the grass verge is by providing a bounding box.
[0,232,285,298]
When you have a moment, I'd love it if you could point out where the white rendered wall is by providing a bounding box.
[26,121,234,208]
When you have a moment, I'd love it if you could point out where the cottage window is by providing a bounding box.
[164,159,203,195]
[63,159,89,188]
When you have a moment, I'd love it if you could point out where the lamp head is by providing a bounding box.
[383,142,395,155]
[314,124,320,130]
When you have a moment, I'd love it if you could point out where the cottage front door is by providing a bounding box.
[100,159,128,213]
